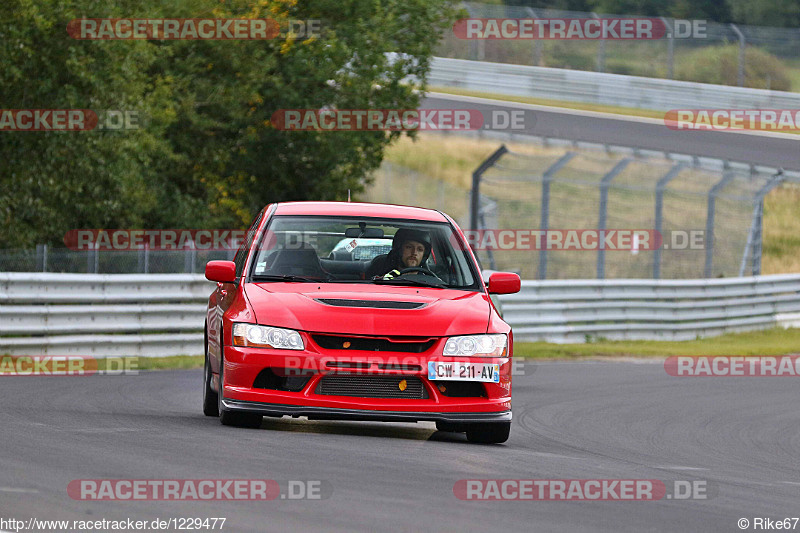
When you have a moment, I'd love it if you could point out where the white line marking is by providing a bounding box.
[655,466,709,471]
[0,487,39,493]
[428,91,800,140]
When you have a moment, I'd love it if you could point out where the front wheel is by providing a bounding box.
[217,349,262,428]
[466,422,511,444]
[220,409,263,428]
[202,347,219,417]
[436,421,468,433]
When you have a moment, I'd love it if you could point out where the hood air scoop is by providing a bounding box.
[314,298,425,310]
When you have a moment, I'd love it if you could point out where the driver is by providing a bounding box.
[367,228,432,279]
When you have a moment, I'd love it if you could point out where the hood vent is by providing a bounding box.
[315,298,425,310]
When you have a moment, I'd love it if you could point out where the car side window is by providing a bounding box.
[234,211,264,278]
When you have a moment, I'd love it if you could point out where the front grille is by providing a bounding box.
[253,368,311,392]
[312,334,435,353]
[315,299,425,310]
[316,375,428,399]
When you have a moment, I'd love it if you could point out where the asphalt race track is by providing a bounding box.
[423,93,800,172]
[1,361,798,532]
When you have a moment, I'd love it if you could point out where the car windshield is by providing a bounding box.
[249,215,480,290]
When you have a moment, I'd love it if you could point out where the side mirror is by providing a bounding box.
[206,260,237,283]
[487,272,520,295]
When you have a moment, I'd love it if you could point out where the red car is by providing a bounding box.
[203,202,520,443]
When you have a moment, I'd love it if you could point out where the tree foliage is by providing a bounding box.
[0,0,458,247]
[508,0,800,27]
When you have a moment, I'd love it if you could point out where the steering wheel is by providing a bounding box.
[397,267,442,280]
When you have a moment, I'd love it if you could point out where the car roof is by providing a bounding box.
[272,201,449,222]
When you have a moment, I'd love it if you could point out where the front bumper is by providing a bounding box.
[220,339,512,417]
[222,399,512,423]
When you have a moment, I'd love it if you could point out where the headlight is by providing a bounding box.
[232,323,304,350]
[442,334,507,357]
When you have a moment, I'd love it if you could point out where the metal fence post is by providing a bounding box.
[470,145,508,233]
[653,162,686,278]
[35,244,46,272]
[384,162,392,203]
[526,8,543,66]
[704,171,735,277]
[593,13,606,73]
[597,158,632,279]
[185,241,195,273]
[739,170,785,276]
[537,152,577,280]
[661,17,674,79]
[479,211,497,270]
[86,244,95,273]
[731,24,746,87]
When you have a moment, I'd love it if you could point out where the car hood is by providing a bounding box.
[246,283,491,337]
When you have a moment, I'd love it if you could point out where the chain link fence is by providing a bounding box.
[436,2,800,91]
[472,148,781,280]
[0,247,234,274]
[361,140,788,280]
[0,144,788,279]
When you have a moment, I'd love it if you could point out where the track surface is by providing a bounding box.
[2,361,799,532]
[423,93,800,172]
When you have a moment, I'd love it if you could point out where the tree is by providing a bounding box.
[0,0,459,247]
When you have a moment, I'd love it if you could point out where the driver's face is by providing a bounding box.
[400,240,425,267]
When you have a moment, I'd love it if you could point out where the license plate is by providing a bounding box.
[428,362,499,383]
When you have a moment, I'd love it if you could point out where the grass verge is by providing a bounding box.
[428,85,800,134]
[429,86,667,120]
[133,355,204,371]
[20,326,794,372]
[514,327,800,359]
[381,133,800,275]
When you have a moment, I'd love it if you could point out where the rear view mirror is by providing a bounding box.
[344,227,384,238]
[487,272,521,295]
[205,260,236,283]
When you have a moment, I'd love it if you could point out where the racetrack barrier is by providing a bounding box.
[1,272,799,355]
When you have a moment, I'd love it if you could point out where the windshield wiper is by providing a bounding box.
[252,274,326,283]
[371,277,445,288]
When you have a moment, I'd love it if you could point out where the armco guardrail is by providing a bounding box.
[1,273,799,356]
[498,274,800,343]
[0,273,214,358]
[428,57,800,111]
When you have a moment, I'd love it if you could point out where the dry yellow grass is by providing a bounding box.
[381,133,800,275]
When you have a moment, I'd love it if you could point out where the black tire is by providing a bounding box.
[202,329,219,417]
[436,421,468,433]
[466,422,511,444]
[217,347,262,428]
[220,409,263,428]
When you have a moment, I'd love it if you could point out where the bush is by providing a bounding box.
[675,44,790,91]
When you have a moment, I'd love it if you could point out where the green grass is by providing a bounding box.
[429,85,800,134]
[514,327,800,359]
[380,134,800,276]
[134,355,204,370]
[4,326,798,372]
[0,354,204,374]
[429,85,666,120]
